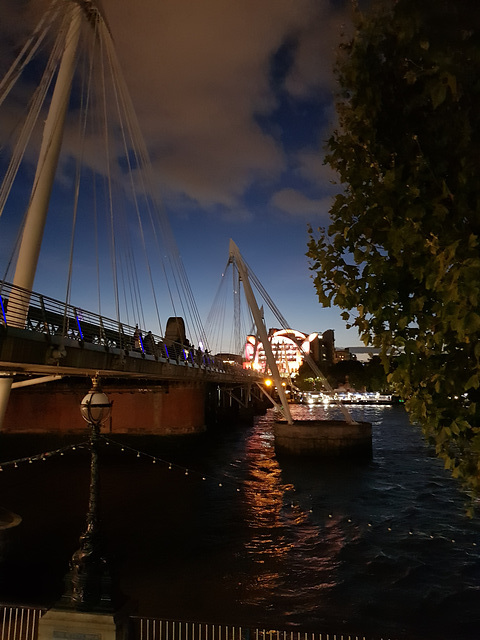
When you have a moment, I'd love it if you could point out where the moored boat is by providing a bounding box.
[301,391,398,405]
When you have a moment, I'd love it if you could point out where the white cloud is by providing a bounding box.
[0,0,350,214]
[270,187,333,220]
[99,0,348,210]
[284,4,350,99]
[295,149,340,187]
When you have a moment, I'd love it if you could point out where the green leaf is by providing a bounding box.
[431,82,447,109]
[465,375,480,390]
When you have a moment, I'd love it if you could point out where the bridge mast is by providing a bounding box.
[0,2,96,427]
[229,239,293,425]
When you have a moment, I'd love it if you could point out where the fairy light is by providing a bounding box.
[0,434,476,553]
[0,441,89,471]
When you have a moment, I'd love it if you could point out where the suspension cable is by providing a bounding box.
[0,0,61,106]
[0,13,67,221]
[98,17,208,346]
[64,15,97,314]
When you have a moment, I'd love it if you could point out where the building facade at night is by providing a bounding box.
[243,328,336,376]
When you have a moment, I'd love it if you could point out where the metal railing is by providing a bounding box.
[0,606,46,640]
[131,618,375,640]
[0,607,390,640]
[0,281,236,373]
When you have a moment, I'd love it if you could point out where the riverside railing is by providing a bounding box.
[0,606,387,640]
[129,617,377,640]
[0,281,231,372]
[0,605,45,640]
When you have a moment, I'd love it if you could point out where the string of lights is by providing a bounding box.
[0,435,477,551]
[101,435,240,490]
[100,435,480,552]
[0,441,90,471]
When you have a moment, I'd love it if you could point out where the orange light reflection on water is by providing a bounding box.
[240,414,360,611]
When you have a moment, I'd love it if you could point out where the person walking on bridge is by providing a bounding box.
[133,325,141,351]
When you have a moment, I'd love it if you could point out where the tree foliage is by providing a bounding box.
[307,0,480,510]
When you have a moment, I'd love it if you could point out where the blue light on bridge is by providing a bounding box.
[0,295,7,325]
[75,314,84,340]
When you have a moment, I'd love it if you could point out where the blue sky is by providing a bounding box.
[0,0,364,351]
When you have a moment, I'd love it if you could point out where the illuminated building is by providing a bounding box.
[243,328,336,375]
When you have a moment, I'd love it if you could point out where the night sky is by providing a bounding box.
[0,0,364,351]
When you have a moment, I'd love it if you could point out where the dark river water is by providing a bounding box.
[0,404,479,640]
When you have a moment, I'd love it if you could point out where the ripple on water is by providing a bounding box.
[0,406,478,639]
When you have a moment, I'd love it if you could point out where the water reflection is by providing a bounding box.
[0,405,478,637]
[240,412,355,621]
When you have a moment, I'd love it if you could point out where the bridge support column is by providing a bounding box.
[0,377,13,429]
[1,381,207,435]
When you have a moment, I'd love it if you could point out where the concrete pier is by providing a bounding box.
[274,419,372,458]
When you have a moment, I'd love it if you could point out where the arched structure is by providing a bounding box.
[243,328,335,376]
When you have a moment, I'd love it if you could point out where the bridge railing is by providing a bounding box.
[0,281,239,374]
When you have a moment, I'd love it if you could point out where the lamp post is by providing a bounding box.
[61,375,113,611]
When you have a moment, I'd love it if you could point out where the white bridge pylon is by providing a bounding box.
[0,3,84,427]
[228,239,294,425]
[228,239,355,426]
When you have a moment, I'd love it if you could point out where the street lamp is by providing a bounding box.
[60,375,113,611]
[80,377,112,427]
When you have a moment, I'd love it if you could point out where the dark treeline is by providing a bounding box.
[295,355,390,393]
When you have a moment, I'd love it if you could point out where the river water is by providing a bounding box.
[0,404,479,640]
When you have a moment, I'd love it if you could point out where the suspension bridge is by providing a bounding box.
[0,0,303,434]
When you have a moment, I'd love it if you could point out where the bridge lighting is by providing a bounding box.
[264,378,273,387]
[75,314,84,341]
[0,295,6,325]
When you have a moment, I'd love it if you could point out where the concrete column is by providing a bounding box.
[0,377,13,429]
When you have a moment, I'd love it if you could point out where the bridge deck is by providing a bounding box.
[0,282,260,385]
